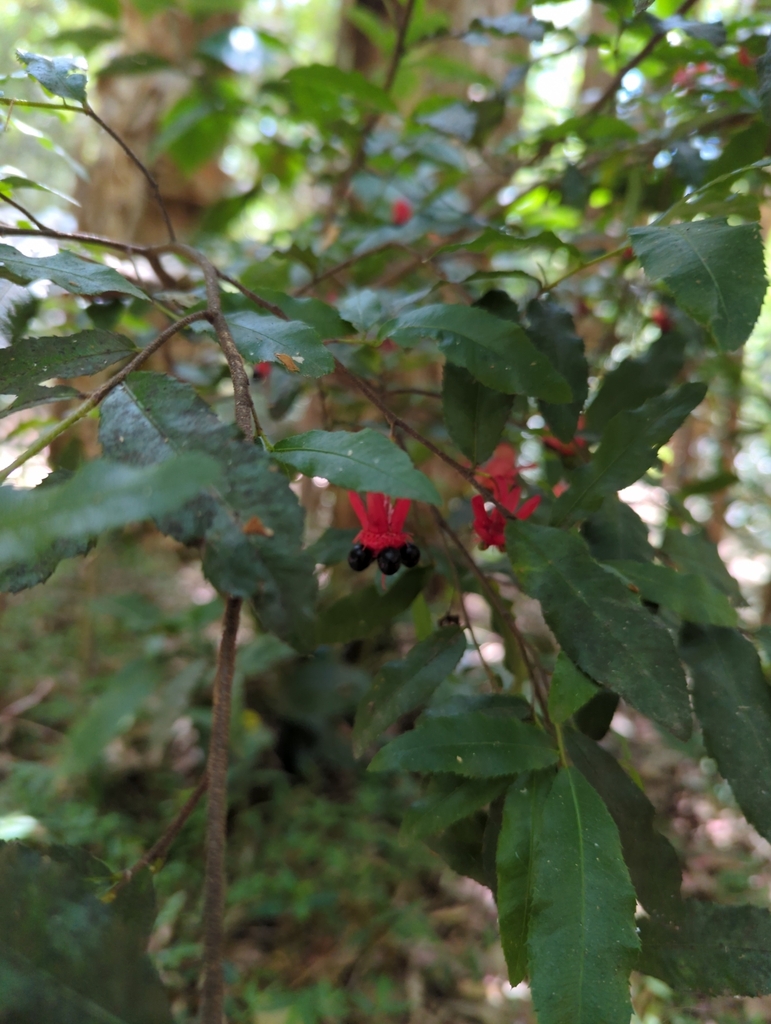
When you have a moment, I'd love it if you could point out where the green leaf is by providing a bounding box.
[0,329,135,395]
[226,311,334,377]
[528,767,639,1024]
[581,497,655,563]
[0,455,220,570]
[0,244,147,300]
[16,51,88,103]
[547,652,599,724]
[305,527,358,565]
[470,13,547,40]
[0,842,172,1023]
[552,383,707,526]
[661,527,742,603]
[271,429,440,504]
[0,470,94,593]
[1,383,80,420]
[680,624,771,844]
[97,52,172,77]
[629,219,767,350]
[639,903,771,996]
[249,290,353,339]
[98,373,316,648]
[585,330,687,433]
[314,566,432,644]
[525,299,588,443]
[497,771,553,985]
[62,659,161,775]
[426,813,488,885]
[566,730,682,922]
[384,304,572,402]
[352,626,466,755]
[368,713,558,777]
[46,25,119,55]
[402,775,511,840]
[507,521,691,738]
[0,172,77,206]
[441,364,513,465]
[272,64,395,127]
[607,560,738,626]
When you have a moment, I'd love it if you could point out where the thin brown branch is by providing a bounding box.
[0,310,210,484]
[200,596,242,1024]
[82,101,176,243]
[0,194,47,231]
[218,271,288,319]
[0,678,55,721]
[384,0,418,91]
[169,244,258,439]
[586,0,700,118]
[431,508,550,720]
[106,774,208,898]
[294,242,407,297]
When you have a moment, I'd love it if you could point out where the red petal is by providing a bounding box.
[516,495,541,520]
[390,498,411,532]
[348,491,368,527]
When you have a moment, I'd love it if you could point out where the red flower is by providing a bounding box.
[471,446,540,551]
[391,198,413,226]
[651,308,673,333]
[349,492,412,552]
[543,416,588,459]
[253,361,272,381]
[738,46,753,68]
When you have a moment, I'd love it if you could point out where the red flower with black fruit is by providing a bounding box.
[347,492,420,575]
[471,446,540,551]
[391,197,413,226]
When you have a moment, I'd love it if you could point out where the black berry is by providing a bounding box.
[348,544,374,571]
[377,547,401,575]
[400,542,420,568]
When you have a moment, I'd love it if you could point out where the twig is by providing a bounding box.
[0,194,47,231]
[217,271,288,319]
[431,508,550,720]
[169,245,258,439]
[82,101,176,243]
[294,242,405,297]
[0,678,54,720]
[586,0,700,117]
[0,310,209,484]
[105,774,209,898]
[539,244,627,295]
[200,596,242,1024]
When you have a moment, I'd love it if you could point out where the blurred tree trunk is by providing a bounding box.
[77,1,236,243]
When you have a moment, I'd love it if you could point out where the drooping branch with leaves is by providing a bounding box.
[3,2,771,1022]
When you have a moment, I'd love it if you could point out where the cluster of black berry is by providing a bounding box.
[348,542,420,575]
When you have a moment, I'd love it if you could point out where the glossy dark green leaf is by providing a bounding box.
[16,50,88,102]
[314,567,432,645]
[528,767,639,1024]
[384,304,572,402]
[552,383,707,526]
[566,731,682,922]
[525,299,588,442]
[639,903,771,995]
[98,373,316,647]
[0,454,220,570]
[574,690,619,741]
[226,311,334,377]
[0,329,135,395]
[0,244,147,300]
[353,626,466,755]
[629,219,767,350]
[547,652,599,724]
[507,522,691,738]
[369,713,558,777]
[680,624,771,843]
[608,560,737,626]
[426,813,487,885]
[441,364,513,465]
[271,429,440,504]
[0,842,172,1023]
[402,775,511,840]
[497,772,553,985]
[585,330,686,433]
[661,527,742,603]
[0,470,94,593]
[581,497,655,563]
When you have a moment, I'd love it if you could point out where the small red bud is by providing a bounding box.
[622,246,634,261]
[738,46,753,68]
[651,308,673,333]
[253,361,272,381]
[391,198,413,226]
